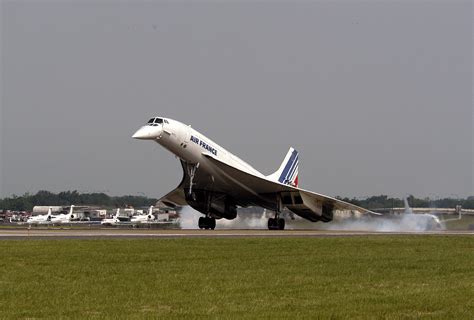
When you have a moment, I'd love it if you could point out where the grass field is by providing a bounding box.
[0,236,472,319]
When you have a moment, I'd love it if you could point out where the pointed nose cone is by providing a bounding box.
[132,126,162,140]
[132,127,149,139]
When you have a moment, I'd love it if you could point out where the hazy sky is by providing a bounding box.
[1,1,472,199]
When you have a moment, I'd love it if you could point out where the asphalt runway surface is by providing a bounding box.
[0,228,472,239]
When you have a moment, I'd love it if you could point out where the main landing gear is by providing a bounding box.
[198,216,216,230]
[267,196,285,230]
[268,217,285,230]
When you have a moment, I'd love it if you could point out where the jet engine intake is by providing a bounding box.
[321,204,334,223]
[186,190,237,220]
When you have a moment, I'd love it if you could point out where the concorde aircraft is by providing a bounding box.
[132,117,378,230]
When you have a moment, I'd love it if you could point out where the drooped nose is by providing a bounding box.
[132,126,162,140]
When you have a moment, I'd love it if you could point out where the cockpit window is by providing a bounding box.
[146,118,164,126]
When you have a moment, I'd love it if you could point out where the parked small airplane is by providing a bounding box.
[402,197,442,230]
[133,117,378,230]
[101,208,122,226]
[51,205,77,224]
[131,206,156,224]
[27,207,53,225]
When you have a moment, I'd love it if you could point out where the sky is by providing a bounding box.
[1,1,472,200]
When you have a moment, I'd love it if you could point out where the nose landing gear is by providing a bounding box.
[185,162,200,196]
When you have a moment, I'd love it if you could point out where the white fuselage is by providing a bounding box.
[100,217,121,225]
[133,118,265,180]
[51,214,68,224]
[130,214,155,223]
[27,215,51,225]
[51,206,76,224]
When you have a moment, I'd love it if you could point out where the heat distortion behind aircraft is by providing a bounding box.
[133,117,378,230]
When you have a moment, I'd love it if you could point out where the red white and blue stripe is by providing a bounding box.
[278,149,299,187]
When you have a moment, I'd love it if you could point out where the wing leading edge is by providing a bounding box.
[156,153,378,222]
[202,154,379,222]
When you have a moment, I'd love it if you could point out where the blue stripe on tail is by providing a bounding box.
[278,150,298,183]
[285,158,299,183]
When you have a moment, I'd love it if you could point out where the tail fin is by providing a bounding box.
[46,207,53,221]
[114,208,120,218]
[404,197,413,214]
[148,206,154,215]
[267,147,299,187]
[68,205,75,219]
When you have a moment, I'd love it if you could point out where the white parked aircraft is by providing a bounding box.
[101,208,122,226]
[51,205,77,224]
[133,117,378,230]
[402,197,442,230]
[27,207,53,225]
[131,206,156,224]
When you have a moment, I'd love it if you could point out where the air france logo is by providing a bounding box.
[190,135,218,156]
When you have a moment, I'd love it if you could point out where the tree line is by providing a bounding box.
[0,190,158,211]
[1,190,472,212]
[336,194,474,210]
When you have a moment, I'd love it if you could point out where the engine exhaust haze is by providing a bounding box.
[179,208,444,231]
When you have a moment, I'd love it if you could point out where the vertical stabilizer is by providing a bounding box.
[68,205,75,219]
[267,147,299,187]
[404,197,413,214]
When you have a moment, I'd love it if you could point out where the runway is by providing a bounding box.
[0,228,472,239]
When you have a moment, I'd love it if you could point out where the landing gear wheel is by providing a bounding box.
[198,217,205,229]
[278,218,285,230]
[267,218,274,230]
[268,217,285,230]
[198,217,216,230]
[268,218,279,230]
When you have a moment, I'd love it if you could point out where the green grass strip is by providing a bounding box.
[0,236,472,319]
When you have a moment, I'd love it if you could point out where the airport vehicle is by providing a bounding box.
[133,117,377,230]
[26,207,53,225]
[101,208,123,226]
[131,206,156,224]
[51,205,77,224]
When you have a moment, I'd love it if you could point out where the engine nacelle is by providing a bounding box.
[320,204,334,223]
[186,190,237,220]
